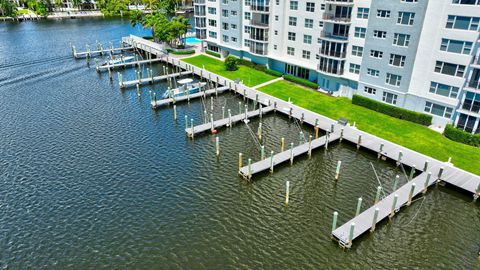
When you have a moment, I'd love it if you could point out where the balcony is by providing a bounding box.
[196,32,206,40]
[319,49,346,59]
[472,56,480,67]
[194,0,205,3]
[249,46,268,55]
[251,4,269,13]
[250,20,269,28]
[325,0,354,6]
[322,13,351,23]
[319,31,349,42]
[461,101,480,114]
[466,80,480,90]
[247,32,268,42]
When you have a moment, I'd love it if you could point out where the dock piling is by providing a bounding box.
[423,172,432,194]
[409,165,416,181]
[289,142,294,165]
[335,160,342,180]
[330,124,334,133]
[390,194,399,218]
[222,106,225,119]
[281,137,285,152]
[357,134,362,149]
[393,175,399,191]
[374,186,382,204]
[257,123,262,140]
[173,105,177,121]
[238,102,241,114]
[269,151,274,173]
[210,96,213,111]
[308,135,312,158]
[355,197,363,216]
[438,167,444,180]
[407,183,416,206]
[238,153,243,172]
[378,143,384,158]
[244,104,248,120]
[340,128,344,142]
[285,181,290,205]
[210,114,214,132]
[247,158,252,179]
[371,208,379,232]
[260,145,265,160]
[348,223,356,246]
[190,119,194,139]
[332,211,338,232]
[423,160,429,172]
[228,109,232,127]
[314,126,319,139]
[215,136,220,156]
[397,151,403,165]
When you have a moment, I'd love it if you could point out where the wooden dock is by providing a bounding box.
[239,132,341,179]
[73,46,133,59]
[185,106,275,137]
[151,86,230,108]
[120,71,193,88]
[96,58,163,71]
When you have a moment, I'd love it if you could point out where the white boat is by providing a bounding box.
[100,56,135,66]
[161,78,207,99]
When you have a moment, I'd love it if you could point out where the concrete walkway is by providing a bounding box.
[252,77,284,89]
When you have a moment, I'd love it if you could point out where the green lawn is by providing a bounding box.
[259,81,480,175]
[182,55,277,87]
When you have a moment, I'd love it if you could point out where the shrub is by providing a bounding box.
[237,59,267,72]
[283,74,318,89]
[167,49,195,55]
[443,124,480,147]
[352,95,432,126]
[265,69,283,77]
[224,56,239,71]
[206,50,221,58]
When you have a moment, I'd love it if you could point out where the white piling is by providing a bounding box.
[332,211,338,232]
[269,151,274,173]
[355,197,363,216]
[285,181,290,205]
[390,194,399,218]
[289,142,294,165]
[215,136,220,156]
[261,145,265,160]
[407,183,416,206]
[308,135,312,158]
[228,109,232,127]
[335,160,342,180]
[370,207,379,232]
[423,172,432,194]
[173,105,177,121]
[374,186,382,204]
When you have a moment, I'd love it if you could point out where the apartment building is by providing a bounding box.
[194,0,480,133]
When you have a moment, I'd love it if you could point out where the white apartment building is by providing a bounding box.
[194,0,480,133]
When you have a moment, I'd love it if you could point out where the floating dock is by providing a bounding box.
[150,86,230,108]
[73,46,133,59]
[120,71,193,88]
[239,132,341,179]
[96,58,163,71]
[185,105,275,137]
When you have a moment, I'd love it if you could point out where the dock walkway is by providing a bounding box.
[96,58,163,71]
[185,106,275,137]
[120,71,193,88]
[151,86,230,108]
[74,47,133,58]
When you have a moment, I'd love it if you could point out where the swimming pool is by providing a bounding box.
[184,36,201,44]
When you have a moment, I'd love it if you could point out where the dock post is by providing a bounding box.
[397,151,403,166]
[259,105,263,119]
[300,113,304,124]
[330,124,334,133]
[437,167,444,180]
[474,183,480,201]
[247,158,252,179]
[393,175,399,191]
[356,134,362,149]
[72,45,77,57]
[289,107,292,119]
[261,145,265,160]
[210,114,214,132]
[269,151,274,173]
[332,211,338,232]
[423,172,432,194]
[390,194,399,218]
[371,208,379,232]
[244,104,248,120]
[409,165,416,181]
[315,119,319,127]
[423,160,429,172]
[348,223,355,247]
[210,96,214,111]
[238,153,243,172]
[314,126,319,139]
[340,128,344,142]
[257,123,262,140]
[108,68,113,81]
[325,130,329,150]
[136,84,140,96]
[374,186,382,204]
[285,181,290,205]
[185,115,188,129]
[273,101,277,112]
[173,105,177,121]
[308,135,312,158]
[378,143,384,158]
[222,106,225,119]
[228,109,232,127]
[254,94,258,109]
[407,183,416,206]
[238,102,242,114]
[299,131,304,145]
[335,161,342,180]
[243,89,246,100]
[215,77,219,96]
[355,197,362,216]
[215,136,220,156]
[289,142,294,165]
[203,110,207,124]
[281,137,285,152]
[190,119,194,139]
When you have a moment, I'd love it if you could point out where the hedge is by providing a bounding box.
[237,59,267,72]
[283,74,318,89]
[266,69,283,77]
[352,95,432,126]
[167,49,195,55]
[206,50,221,58]
[443,124,480,147]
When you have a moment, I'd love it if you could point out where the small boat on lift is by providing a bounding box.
[161,78,207,99]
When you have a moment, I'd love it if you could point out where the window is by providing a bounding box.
[321,4,325,10]
[244,40,251,47]
[245,0,250,4]
[222,0,228,3]
[276,0,279,4]
[373,30,387,39]
[446,15,480,30]
[397,12,415,25]
[382,92,398,105]
[389,54,406,67]
[349,64,360,74]
[222,9,228,17]
[434,61,466,77]
[287,47,295,55]
[370,50,383,58]
[401,0,418,2]
[274,30,278,35]
[357,8,369,19]
[222,35,229,42]
[208,19,217,27]
[244,26,251,34]
[377,10,391,18]
[290,0,298,10]
[352,45,363,57]
[429,82,459,98]
[354,27,366,38]
[386,73,402,86]
[393,33,411,47]
[289,16,297,26]
[244,12,251,20]
[288,32,296,41]
[275,15,279,21]
[452,0,480,4]
[222,22,229,30]
[306,2,315,12]
[305,18,313,28]
[302,50,311,59]
[232,37,237,42]
[364,86,376,95]
[440,39,472,54]
[274,44,278,50]
[231,24,237,29]
[319,21,324,27]
[303,35,312,44]
[208,31,217,38]
[424,102,453,118]
[367,68,379,77]
[208,7,216,14]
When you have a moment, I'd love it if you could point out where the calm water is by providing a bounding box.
[0,18,479,269]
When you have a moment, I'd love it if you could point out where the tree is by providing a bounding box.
[168,15,190,47]
[97,0,129,16]
[224,56,239,71]
[0,0,17,17]
[129,9,142,27]
[159,0,179,16]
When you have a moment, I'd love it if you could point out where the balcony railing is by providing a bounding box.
[322,13,351,23]
[248,33,268,42]
[325,0,354,5]
[319,49,346,58]
[251,4,270,13]
[472,56,480,66]
[194,10,206,16]
[461,101,480,114]
[467,80,480,90]
[249,46,268,55]
[194,0,205,4]
[196,32,206,40]
[319,31,349,41]
[250,20,269,28]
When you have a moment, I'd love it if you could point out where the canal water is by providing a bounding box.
[0,18,479,269]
